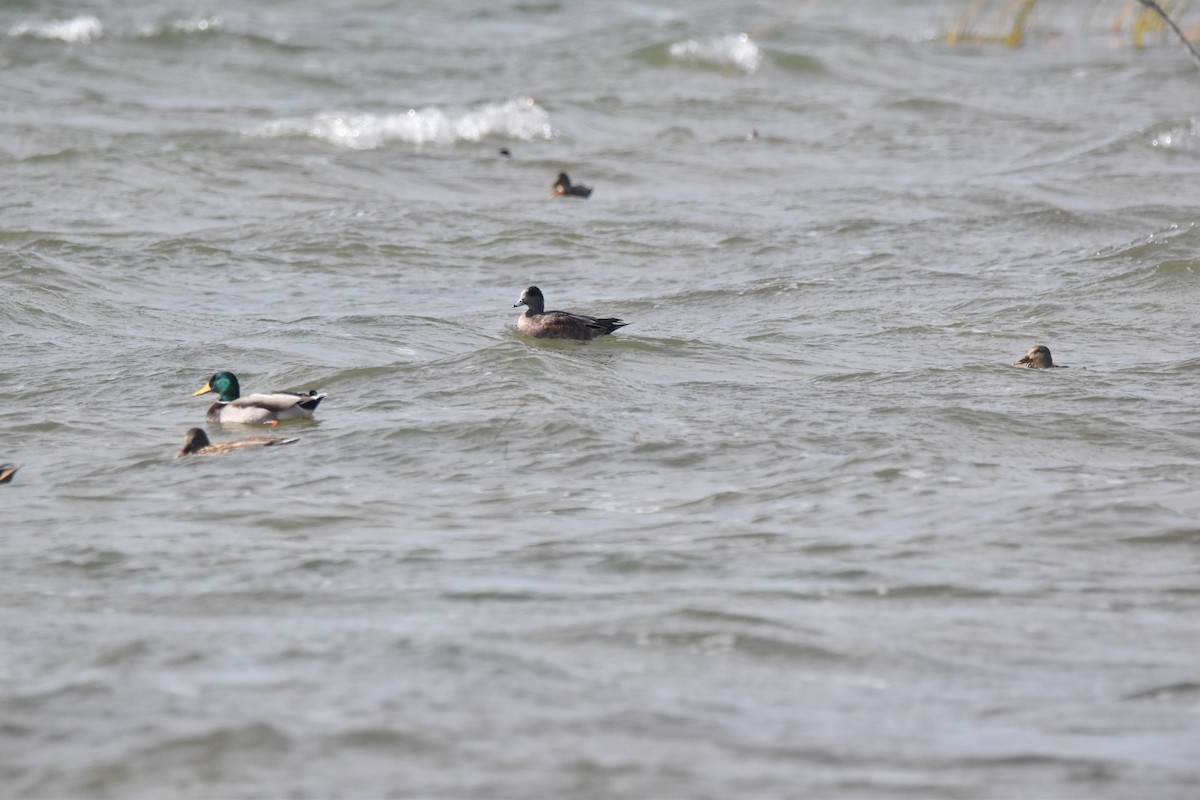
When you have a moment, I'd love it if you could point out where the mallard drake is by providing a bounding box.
[1015,345,1066,369]
[0,463,20,484]
[193,371,326,424]
[176,427,298,457]
[550,172,592,198]
[514,285,628,341]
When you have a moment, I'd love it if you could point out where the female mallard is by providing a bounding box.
[550,172,592,199]
[1015,345,1066,369]
[193,371,326,424]
[176,427,298,457]
[514,285,628,341]
[0,463,20,484]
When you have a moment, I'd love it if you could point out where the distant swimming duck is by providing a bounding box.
[514,285,628,340]
[1015,345,1066,369]
[0,463,20,484]
[193,371,326,424]
[550,172,592,199]
[176,427,298,457]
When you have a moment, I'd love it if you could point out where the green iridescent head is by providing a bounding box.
[193,371,241,402]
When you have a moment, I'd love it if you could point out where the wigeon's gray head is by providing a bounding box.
[1015,345,1054,369]
[514,285,544,311]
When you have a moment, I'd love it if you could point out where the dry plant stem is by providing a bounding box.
[946,0,1038,48]
[1005,0,1038,47]
[1136,0,1200,68]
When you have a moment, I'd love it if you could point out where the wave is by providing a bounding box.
[668,33,762,73]
[1147,118,1200,154]
[8,15,102,43]
[1095,223,1200,270]
[249,97,557,149]
[135,15,224,39]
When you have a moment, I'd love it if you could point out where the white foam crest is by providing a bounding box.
[9,15,102,43]
[669,33,762,74]
[137,16,224,37]
[251,98,556,149]
[173,15,223,34]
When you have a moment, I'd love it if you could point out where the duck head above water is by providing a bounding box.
[1015,345,1059,369]
[514,285,546,315]
[193,370,241,402]
[178,427,216,456]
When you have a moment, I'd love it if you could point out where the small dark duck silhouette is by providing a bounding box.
[550,172,592,199]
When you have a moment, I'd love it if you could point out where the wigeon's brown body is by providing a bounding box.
[514,286,628,341]
[0,463,20,483]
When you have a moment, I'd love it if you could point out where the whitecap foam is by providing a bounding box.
[137,16,224,38]
[669,33,762,74]
[9,15,102,43]
[250,97,557,149]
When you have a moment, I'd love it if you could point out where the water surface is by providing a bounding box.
[3,1,1200,797]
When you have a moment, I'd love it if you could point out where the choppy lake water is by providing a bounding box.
[3,1,1200,797]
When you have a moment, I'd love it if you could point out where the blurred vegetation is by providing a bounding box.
[946,0,1200,49]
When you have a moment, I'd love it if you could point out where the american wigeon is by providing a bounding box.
[193,371,326,424]
[513,286,629,340]
[176,427,298,457]
[0,463,20,484]
[550,172,592,198]
[1015,345,1066,369]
